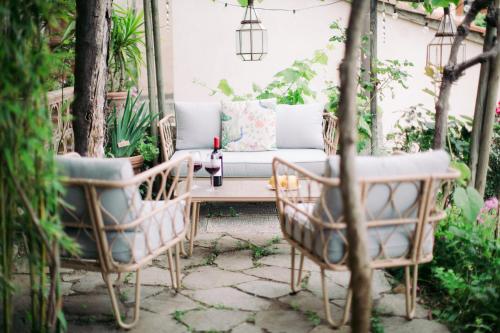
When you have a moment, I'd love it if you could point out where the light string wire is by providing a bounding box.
[213,0,345,13]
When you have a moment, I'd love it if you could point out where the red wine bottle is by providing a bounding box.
[212,136,223,186]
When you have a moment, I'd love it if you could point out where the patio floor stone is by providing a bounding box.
[183,266,257,289]
[13,202,450,332]
[214,250,254,270]
[180,308,249,332]
[186,286,271,311]
[255,310,314,333]
[235,280,291,298]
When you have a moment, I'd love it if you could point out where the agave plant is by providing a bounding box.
[109,5,144,91]
[107,90,155,158]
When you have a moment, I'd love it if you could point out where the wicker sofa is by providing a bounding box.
[158,101,339,176]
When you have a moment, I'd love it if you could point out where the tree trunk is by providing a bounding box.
[433,0,491,149]
[476,0,500,195]
[143,0,159,139]
[369,0,379,155]
[151,0,167,120]
[338,0,372,331]
[469,15,495,185]
[72,0,112,157]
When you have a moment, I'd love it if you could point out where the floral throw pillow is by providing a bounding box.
[221,99,277,151]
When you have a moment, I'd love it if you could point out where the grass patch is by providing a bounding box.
[371,311,385,333]
[305,310,321,326]
[172,310,186,323]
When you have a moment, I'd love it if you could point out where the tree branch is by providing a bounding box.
[433,0,493,149]
[444,45,499,81]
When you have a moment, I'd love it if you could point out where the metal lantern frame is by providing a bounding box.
[236,0,268,61]
[426,7,466,80]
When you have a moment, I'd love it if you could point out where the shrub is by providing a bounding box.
[417,191,499,332]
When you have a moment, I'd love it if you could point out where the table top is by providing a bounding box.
[177,178,321,203]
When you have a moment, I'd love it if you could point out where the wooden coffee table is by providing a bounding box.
[177,178,321,255]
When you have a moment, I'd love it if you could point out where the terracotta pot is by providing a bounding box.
[129,155,144,174]
[106,91,129,116]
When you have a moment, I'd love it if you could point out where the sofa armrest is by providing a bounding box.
[159,115,176,161]
[323,112,339,156]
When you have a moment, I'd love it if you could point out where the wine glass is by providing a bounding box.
[189,151,202,189]
[204,157,221,192]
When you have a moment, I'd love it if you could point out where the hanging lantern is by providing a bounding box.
[426,7,466,80]
[236,0,268,61]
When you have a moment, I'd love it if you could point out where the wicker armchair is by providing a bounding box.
[272,154,458,328]
[158,112,339,161]
[57,155,193,329]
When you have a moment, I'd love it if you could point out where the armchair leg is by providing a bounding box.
[290,247,305,293]
[102,269,141,330]
[167,249,177,289]
[404,264,419,320]
[188,202,200,256]
[174,243,182,292]
[321,267,351,328]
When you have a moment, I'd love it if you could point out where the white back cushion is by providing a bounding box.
[276,103,324,149]
[175,102,221,149]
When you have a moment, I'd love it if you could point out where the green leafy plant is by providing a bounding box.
[106,90,155,158]
[1,1,78,331]
[137,136,159,163]
[326,20,413,153]
[197,48,329,105]
[109,5,145,91]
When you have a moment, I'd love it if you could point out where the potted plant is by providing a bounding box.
[106,90,158,173]
[107,5,144,110]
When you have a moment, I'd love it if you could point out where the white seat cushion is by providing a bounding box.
[172,149,327,177]
[284,203,434,265]
[64,200,186,264]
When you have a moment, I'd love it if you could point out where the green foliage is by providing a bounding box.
[418,203,499,332]
[387,105,499,198]
[453,187,484,223]
[305,310,321,326]
[387,105,472,161]
[47,0,76,91]
[473,12,487,28]
[202,48,329,105]
[109,5,145,91]
[371,311,385,333]
[106,91,155,158]
[137,136,159,163]
[0,1,77,331]
[327,20,413,153]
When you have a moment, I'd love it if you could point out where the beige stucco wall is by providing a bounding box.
[130,0,489,134]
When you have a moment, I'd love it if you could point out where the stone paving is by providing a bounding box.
[11,203,449,332]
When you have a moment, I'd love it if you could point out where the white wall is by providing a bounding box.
[165,0,485,132]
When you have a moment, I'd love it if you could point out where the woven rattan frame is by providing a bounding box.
[158,112,339,161]
[60,155,193,329]
[272,157,458,328]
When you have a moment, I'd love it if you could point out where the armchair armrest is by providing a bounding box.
[323,112,339,156]
[159,115,176,161]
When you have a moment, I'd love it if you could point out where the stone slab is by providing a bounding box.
[183,266,257,290]
[215,250,254,271]
[181,308,248,332]
[236,280,291,299]
[243,266,299,284]
[141,291,199,314]
[381,317,450,333]
[187,286,271,311]
[375,293,429,319]
[255,310,314,333]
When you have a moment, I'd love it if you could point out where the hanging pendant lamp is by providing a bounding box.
[235,0,268,61]
[426,7,466,80]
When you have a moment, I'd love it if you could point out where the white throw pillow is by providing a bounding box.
[276,103,325,149]
[221,99,277,151]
